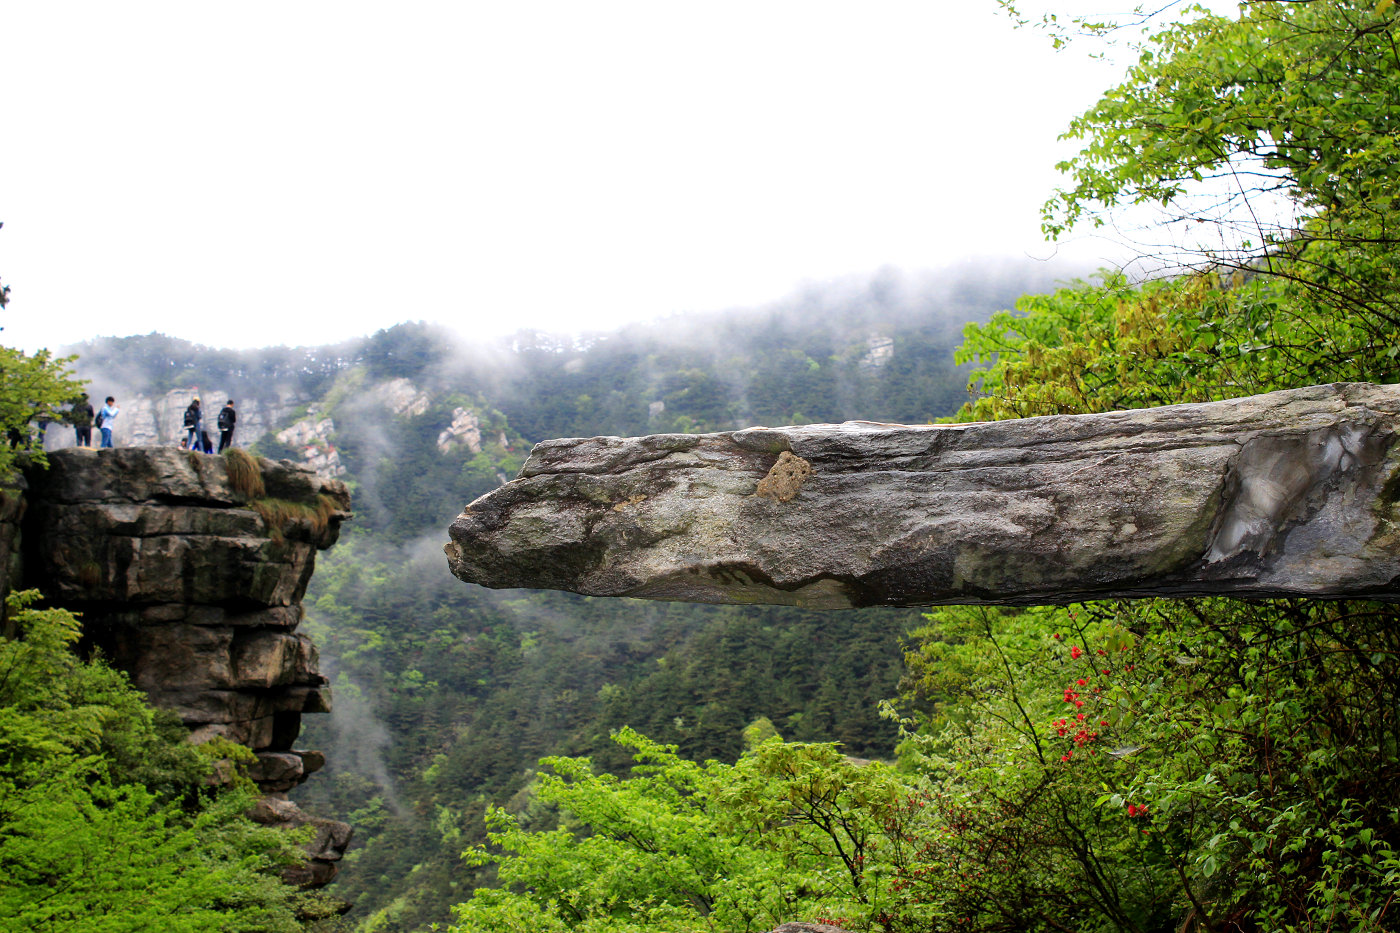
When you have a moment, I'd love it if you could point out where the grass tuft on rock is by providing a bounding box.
[250,493,340,542]
[222,448,267,499]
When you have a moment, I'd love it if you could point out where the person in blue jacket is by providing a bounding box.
[97,396,119,448]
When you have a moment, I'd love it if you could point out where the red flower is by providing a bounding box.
[1076,678,1088,686]
[1071,646,1083,659]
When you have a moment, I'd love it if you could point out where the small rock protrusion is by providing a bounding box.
[755,451,813,502]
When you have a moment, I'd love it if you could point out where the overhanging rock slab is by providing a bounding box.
[445,383,1400,607]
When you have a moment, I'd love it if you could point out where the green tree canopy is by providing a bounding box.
[0,592,313,932]
[1043,0,1399,380]
[0,264,86,479]
[443,4,1400,931]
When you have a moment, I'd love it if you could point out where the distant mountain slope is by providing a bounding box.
[54,262,1078,931]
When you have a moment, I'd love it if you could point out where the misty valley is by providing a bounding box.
[4,3,1400,931]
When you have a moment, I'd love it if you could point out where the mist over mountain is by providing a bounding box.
[66,259,1072,442]
[53,261,1080,930]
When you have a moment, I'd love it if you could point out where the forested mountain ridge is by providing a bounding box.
[11,2,1398,930]
[55,263,1067,931]
[424,4,1400,931]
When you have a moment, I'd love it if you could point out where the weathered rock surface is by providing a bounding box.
[365,377,433,418]
[447,383,1400,608]
[250,794,356,886]
[275,407,348,477]
[20,446,354,882]
[438,406,484,453]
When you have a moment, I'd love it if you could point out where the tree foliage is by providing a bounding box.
[1044,0,1400,378]
[0,254,86,477]
[438,4,1400,931]
[0,339,84,478]
[893,598,1400,932]
[449,730,901,933]
[0,592,311,932]
[295,532,917,931]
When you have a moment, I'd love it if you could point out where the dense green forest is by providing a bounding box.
[435,3,1400,931]
[0,592,344,932]
[275,266,1056,929]
[5,1,1398,931]
[48,263,1060,931]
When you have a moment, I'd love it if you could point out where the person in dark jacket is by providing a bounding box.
[183,398,202,449]
[71,394,94,447]
[217,400,237,452]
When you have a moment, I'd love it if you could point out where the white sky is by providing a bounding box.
[0,1,1148,354]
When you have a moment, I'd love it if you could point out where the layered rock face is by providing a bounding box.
[21,446,353,885]
[447,383,1400,608]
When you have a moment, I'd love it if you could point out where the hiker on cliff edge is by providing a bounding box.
[97,397,119,448]
[71,394,94,447]
[183,397,202,450]
[217,399,236,452]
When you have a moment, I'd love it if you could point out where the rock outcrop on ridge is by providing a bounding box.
[18,446,354,886]
[447,383,1400,608]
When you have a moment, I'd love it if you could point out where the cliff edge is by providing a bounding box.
[13,446,354,887]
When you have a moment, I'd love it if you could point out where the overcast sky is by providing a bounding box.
[1,1,1154,354]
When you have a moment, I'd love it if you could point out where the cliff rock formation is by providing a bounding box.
[18,446,354,885]
[447,383,1400,608]
[275,407,348,477]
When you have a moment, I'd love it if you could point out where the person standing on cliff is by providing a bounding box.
[217,399,236,452]
[71,393,94,447]
[97,396,119,448]
[183,397,202,450]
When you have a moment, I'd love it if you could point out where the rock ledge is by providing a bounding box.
[447,383,1400,607]
[20,446,354,883]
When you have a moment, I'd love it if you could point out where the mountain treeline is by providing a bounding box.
[6,1,1397,931]
[52,263,1061,931]
[436,3,1400,932]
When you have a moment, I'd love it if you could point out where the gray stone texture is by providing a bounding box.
[447,383,1400,608]
[17,446,354,882]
